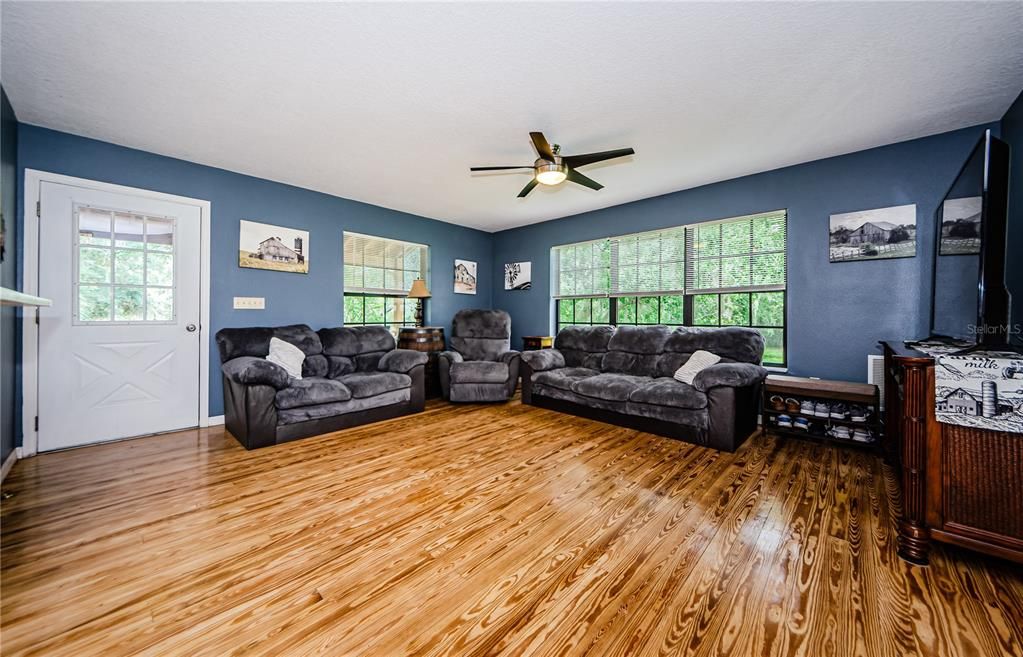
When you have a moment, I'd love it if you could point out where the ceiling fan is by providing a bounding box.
[471,132,635,198]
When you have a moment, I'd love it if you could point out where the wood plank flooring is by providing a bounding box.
[2,399,1021,656]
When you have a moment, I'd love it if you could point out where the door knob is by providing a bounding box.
[186,323,197,332]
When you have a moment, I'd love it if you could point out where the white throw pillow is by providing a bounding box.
[673,350,721,385]
[266,337,305,380]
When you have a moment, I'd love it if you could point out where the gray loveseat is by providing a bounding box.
[216,324,426,449]
[438,309,521,402]
[520,325,768,451]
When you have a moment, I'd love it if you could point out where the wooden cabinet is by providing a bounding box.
[882,341,1023,564]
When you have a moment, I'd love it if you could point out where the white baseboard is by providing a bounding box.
[207,415,225,426]
[1,448,18,483]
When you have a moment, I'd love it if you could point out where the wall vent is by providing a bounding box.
[867,355,885,410]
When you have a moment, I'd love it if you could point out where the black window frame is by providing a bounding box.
[342,292,417,334]
[555,291,787,367]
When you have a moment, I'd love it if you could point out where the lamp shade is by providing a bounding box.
[407,279,431,298]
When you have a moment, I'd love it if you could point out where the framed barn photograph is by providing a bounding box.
[239,220,309,274]
[829,204,916,263]
[454,259,477,294]
[504,261,532,290]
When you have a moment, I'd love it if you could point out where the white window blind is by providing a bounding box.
[551,210,786,299]
[343,232,428,295]
[611,227,686,296]
[685,210,786,294]
[553,238,611,298]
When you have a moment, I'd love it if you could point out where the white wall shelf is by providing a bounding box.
[0,287,52,307]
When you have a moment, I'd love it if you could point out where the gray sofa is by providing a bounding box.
[216,324,426,449]
[438,309,521,402]
[520,325,768,451]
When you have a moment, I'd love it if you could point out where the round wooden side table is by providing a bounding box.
[398,326,445,399]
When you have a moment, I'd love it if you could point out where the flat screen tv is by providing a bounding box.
[930,129,1015,348]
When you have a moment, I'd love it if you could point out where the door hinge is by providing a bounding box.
[35,309,40,325]
[36,201,40,218]
[34,416,39,432]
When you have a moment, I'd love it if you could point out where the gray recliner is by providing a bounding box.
[438,309,520,402]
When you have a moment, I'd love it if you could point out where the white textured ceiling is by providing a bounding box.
[3,2,1022,232]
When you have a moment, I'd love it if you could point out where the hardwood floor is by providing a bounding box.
[2,399,1021,657]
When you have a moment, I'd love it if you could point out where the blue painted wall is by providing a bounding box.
[491,123,998,383]
[1001,89,1023,346]
[16,124,493,421]
[1,89,19,462]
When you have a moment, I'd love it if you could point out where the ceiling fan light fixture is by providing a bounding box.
[535,163,567,186]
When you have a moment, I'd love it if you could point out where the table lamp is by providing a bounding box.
[407,279,431,327]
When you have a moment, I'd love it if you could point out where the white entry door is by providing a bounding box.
[36,181,203,451]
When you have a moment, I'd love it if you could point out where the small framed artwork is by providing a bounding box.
[939,196,981,255]
[454,259,477,294]
[239,220,309,274]
[829,204,916,263]
[504,262,532,290]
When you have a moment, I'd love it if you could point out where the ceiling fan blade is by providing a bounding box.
[517,178,539,198]
[565,167,604,191]
[470,166,534,171]
[529,132,556,162]
[562,147,635,169]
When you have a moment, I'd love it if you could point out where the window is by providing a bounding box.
[343,232,428,334]
[75,206,176,323]
[552,211,787,366]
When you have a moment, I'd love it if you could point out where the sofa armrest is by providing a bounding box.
[378,348,428,374]
[499,351,521,397]
[692,362,768,393]
[519,349,565,372]
[437,351,462,400]
[221,356,291,390]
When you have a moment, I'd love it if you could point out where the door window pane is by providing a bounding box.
[114,213,145,249]
[79,286,112,321]
[115,249,145,285]
[79,247,111,283]
[146,288,174,321]
[114,287,145,321]
[146,217,175,252]
[147,252,174,286]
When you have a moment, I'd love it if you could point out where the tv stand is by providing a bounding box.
[881,341,1023,565]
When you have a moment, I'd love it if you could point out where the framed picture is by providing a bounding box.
[829,204,916,262]
[939,196,982,255]
[239,220,309,274]
[504,261,532,290]
[454,259,477,295]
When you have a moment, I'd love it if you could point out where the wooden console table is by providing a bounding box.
[882,340,1023,565]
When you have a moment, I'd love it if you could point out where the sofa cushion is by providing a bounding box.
[520,349,566,372]
[655,327,766,376]
[672,350,721,385]
[450,383,511,403]
[340,371,412,398]
[277,388,410,425]
[327,355,356,378]
[318,326,396,357]
[629,377,708,410]
[449,361,509,384]
[571,373,651,402]
[554,325,614,369]
[221,356,291,390]
[275,377,353,410]
[602,325,671,376]
[273,325,323,356]
[303,354,329,378]
[532,366,599,392]
[532,383,629,414]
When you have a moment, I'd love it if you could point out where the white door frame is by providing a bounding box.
[21,169,213,457]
